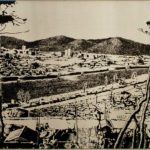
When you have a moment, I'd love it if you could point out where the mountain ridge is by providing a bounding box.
[1,35,150,55]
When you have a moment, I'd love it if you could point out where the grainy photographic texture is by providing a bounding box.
[1,0,150,149]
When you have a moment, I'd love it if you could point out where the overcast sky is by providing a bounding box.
[3,1,150,44]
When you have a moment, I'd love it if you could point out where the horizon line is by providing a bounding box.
[1,35,149,45]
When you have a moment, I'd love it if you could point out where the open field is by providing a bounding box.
[28,74,147,119]
[1,68,148,102]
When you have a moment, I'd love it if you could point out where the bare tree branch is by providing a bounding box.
[114,68,150,148]
[0,24,6,32]
[0,29,29,35]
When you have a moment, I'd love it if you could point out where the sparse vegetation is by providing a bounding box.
[2,68,148,102]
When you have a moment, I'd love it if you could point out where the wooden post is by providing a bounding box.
[74,99,79,145]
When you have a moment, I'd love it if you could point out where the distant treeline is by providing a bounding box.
[2,68,148,102]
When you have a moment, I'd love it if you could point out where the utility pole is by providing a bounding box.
[104,99,107,120]
[0,77,4,146]
[95,91,98,104]
[36,98,41,148]
[0,35,4,147]
[74,100,79,145]
[83,82,87,95]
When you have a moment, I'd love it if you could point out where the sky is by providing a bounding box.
[2,0,150,44]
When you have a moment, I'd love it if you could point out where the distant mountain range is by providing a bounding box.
[1,35,150,55]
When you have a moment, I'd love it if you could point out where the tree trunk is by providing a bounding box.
[138,98,149,148]
[114,68,150,148]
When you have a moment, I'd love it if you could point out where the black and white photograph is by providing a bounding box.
[1,0,150,148]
